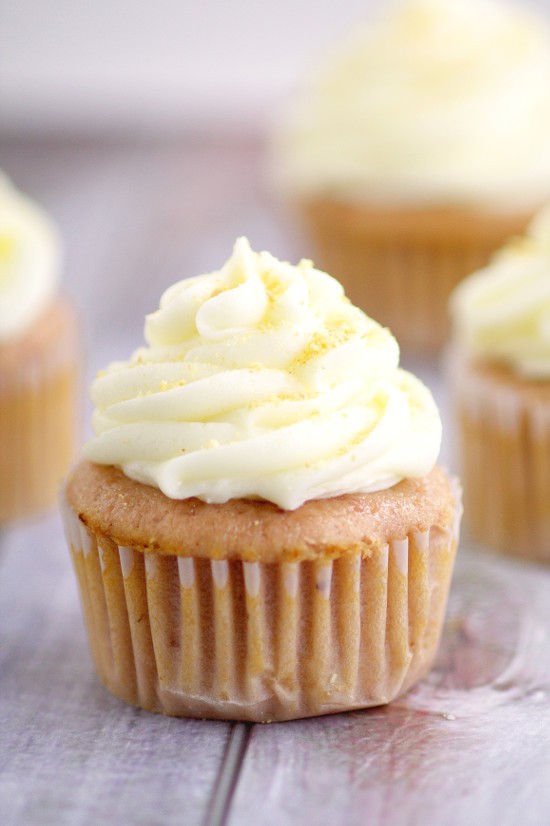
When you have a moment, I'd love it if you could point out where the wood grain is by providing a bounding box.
[0,515,233,826]
[229,548,550,826]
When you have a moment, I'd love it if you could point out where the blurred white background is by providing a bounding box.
[2,0,548,134]
[1,0,376,133]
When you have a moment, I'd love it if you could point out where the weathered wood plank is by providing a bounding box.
[3,134,550,826]
[0,136,253,826]
[0,515,232,826]
[228,547,550,826]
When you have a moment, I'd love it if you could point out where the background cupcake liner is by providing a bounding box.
[299,199,533,352]
[61,488,460,722]
[0,303,80,523]
[452,350,550,562]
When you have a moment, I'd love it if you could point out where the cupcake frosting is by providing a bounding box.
[451,206,550,378]
[84,238,441,509]
[0,174,61,343]
[277,0,550,209]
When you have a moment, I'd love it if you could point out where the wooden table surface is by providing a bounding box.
[1,133,550,826]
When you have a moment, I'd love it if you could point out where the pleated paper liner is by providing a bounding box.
[61,483,461,722]
[0,298,80,523]
[452,349,550,563]
[299,198,534,352]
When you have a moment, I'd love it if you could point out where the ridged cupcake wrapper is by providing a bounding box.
[300,201,531,352]
[308,237,496,352]
[344,243,493,352]
[453,351,550,562]
[61,488,460,722]
[0,327,79,523]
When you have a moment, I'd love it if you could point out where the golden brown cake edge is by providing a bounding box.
[66,460,456,563]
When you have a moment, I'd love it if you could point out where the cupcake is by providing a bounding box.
[450,207,550,562]
[0,174,80,524]
[61,238,460,722]
[274,0,550,351]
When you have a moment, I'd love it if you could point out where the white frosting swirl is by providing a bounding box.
[0,173,61,343]
[451,205,550,377]
[277,0,550,209]
[84,238,441,509]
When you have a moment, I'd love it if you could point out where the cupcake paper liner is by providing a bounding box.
[0,303,79,523]
[453,350,550,562]
[300,199,533,352]
[61,487,460,722]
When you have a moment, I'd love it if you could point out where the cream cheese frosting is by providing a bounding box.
[84,238,442,509]
[450,206,550,378]
[0,173,61,343]
[276,0,550,209]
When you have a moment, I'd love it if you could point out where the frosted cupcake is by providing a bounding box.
[450,207,550,562]
[0,174,79,523]
[61,238,461,722]
[274,0,550,351]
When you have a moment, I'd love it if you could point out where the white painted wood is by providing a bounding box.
[0,516,232,826]
[2,134,550,826]
[228,547,550,826]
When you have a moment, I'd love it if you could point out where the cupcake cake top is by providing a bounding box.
[0,173,61,344]
[450,206,550,378]
[276,0,550,209]
[84,238,441,509]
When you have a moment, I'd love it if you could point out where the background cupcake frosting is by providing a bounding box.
[451,206,550,375]
[0,173,61,343]
[276,0,550,208]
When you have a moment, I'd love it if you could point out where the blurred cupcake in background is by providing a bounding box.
[450,206,550,563]
[0,173,80,524]
[273,0,550,352]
